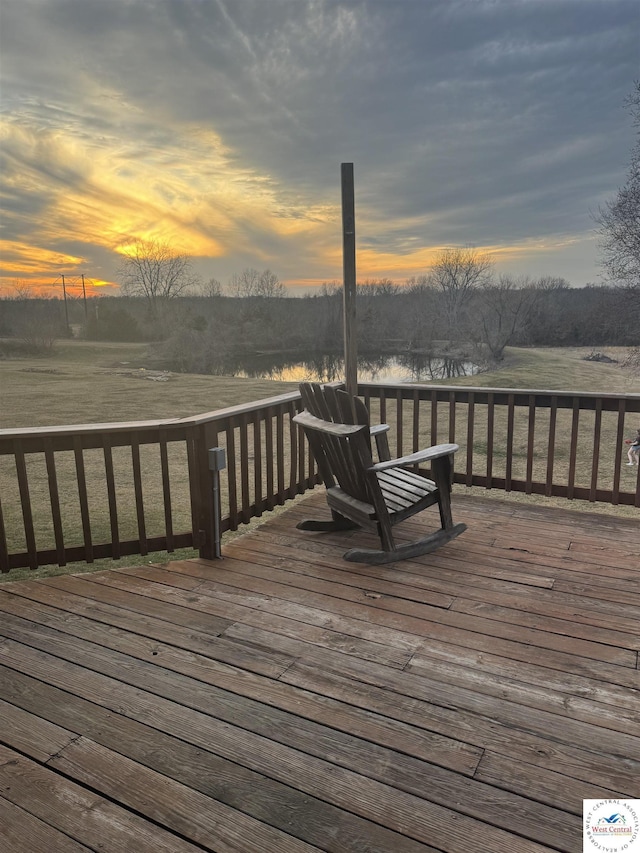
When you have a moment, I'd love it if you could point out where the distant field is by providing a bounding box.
[1,340,638,583]
[0,340,297,429]
[1,340,638,429]
[469,345,640,395]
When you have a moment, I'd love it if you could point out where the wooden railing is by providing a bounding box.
[1,384,638,573]
[0,392,318,573]
[360,383,640,506]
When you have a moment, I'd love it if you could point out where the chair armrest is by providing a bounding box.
[370,423,391,462]
[369,424,390,436]
[368,443,459,473]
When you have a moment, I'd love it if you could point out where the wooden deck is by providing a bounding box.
[0,491,638,853]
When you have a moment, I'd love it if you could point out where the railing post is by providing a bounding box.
[208,447,226,559]
[192,422,221,560]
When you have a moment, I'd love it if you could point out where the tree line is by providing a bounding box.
[1,259,637,374]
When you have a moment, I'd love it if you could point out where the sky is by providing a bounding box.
[1,0,638,298]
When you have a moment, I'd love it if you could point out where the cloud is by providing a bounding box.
[0,0,637,294]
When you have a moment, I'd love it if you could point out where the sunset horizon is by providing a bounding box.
[1,0,638,297]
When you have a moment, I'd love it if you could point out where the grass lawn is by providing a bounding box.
[1,340,638,583]
[468,346,639,395]
[0,340,297,429]
[2,342,638,432]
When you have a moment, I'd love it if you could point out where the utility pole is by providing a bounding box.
[61,274,70,333]
[341,163,357,396]
[81,274,88,319]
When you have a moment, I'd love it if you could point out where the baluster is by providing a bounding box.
[465,393,475,487]
[239,414,251,523]
[287,402,299,497]
[73,436,93,563]
[567,399,580,499]
[44,439,65,566]
[226,420,238,529]
[102,434,120,559]
[589,398,603,502]
[185,425,200,545]
[13,439,37,569]
[612,400,627,505]
[265,409,275,510]
[253,410,263,516]
[545,397,557,497]
[430,389,438,446]
[0,491,10,573]
[396,389,404,457]
[159,429,174,551]
[412,389,420,455]
[276,406,285,502]
[297,406,306,492]
[448,391,456,444]
[505,394,515,491]
[131,434,148,556]
[379,388,386,427]
[485,392,494,489]
[525,395,536,494]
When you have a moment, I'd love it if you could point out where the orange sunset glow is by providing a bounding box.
[1,1,637,297]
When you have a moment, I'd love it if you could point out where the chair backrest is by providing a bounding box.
[293,411,374,504]
[299,382,371,427]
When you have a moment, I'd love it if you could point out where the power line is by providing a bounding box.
[8,276,93,292]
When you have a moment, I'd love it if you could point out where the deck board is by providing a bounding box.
[0,491,638,852]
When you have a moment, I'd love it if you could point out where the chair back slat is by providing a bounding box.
[300,382,334,422]
[293,412,373,503]
[300,383,374,448]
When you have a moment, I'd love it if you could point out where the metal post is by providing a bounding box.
[81,274,88,319]
[208,447,226,559]
[341,163,357,396]
[61,274,70,334]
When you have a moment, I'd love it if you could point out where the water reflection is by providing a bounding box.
[215,352,479,383]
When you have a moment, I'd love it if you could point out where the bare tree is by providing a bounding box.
[12,281,33,300]
[536,276,571,292]
[201,277,222,298]
[405,275,430,294]
[14,299,64,353]
[257,269,286,298]
[229,268,260,297]
[356,279,399,297]
[428,247,494,331]
[472,275,540,361]
[317,282,341,298]
[595,82,640,288]
[119,239,198,312]
[228,268,285,298]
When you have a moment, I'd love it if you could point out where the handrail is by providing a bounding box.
[1,383,638,574]
[0,417,182,440]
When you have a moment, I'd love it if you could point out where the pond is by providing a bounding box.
[217,352,481,383]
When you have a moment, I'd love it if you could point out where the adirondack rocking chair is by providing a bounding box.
[293,385,466,564]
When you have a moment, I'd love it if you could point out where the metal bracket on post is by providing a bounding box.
[208,447,226,559]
